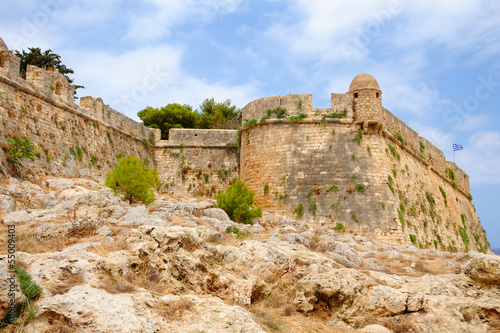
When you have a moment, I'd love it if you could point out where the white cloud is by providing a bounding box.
[460,131,500,184]
[125,0,244,42]
[65,44,258,120]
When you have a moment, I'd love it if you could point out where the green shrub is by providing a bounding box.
[14,267,42,300]
[328,184,339,192]
[226,226,250,239]
[263,184,269,195]
[355,184,366,194]
[215,178,262,224]
[295,203,304,219]
[308,202,317,216]
[409,234,417,245]
[351,130,363,145]
[6,137,36,165]
[334,223,345,233]
[105,156,160,204]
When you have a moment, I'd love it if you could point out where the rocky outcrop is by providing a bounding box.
[0,176,498,333]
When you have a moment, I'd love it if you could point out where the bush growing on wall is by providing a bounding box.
[6,137,36,165]
[105,156,160,204]
[215,178,262,224]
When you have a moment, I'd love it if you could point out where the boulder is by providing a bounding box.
[0,262,25,320]
[203,208,230,222]
[465,255,500,284]
[293,268,376,313]
[2,210,31,224]
[0,194,15,213]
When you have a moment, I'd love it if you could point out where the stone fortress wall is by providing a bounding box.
[0,36,488,252]
[239,74,487,252]
[0,37,238,195]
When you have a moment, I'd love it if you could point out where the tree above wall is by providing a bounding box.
[138,98,241,140]
[14,47,84,94]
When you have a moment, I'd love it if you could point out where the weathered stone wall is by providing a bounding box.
[154,130,239,196]
[0,47,158,182]
[240,119,485,251]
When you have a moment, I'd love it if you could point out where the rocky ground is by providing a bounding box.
[0,176,499,333]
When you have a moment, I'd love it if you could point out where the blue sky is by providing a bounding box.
[1,0,499,249]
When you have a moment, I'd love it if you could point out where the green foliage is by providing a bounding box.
[439,186,448,207]
[398,203,406,229]
[215,179,262,224]
[425,192,435,205]
[387,175,395,194]
[69,142,84,160]
[366,145,371,156]
[243,119,258,128]
[6,137,36,165]
[446,167,456,181]
[334,223,345,233]
[330,202,340,209]
[467,193,473,201]
[308,202,317,216]
[263,184,270,195]
[105,156,160,205]
[351,130,363,145]
[137,103,196,139]
[409,234,417,245]
[89,155,98,167]
[394,133,407,146]
[295,203,304,219]
[350,210,358,223]
[351,154,356,161]
[388,143,401,161]
[355,184,366,194]
[14,47,84,93]
[419,140,425,152]
[14,267,43,300]
[287,113,308,122]
[328,184,339,192]
[322,108,347,119]
[297,99,303,109]
[265,107,287,119]
[306,188,315,198]
[379,202,385,209]
[226,226,250,239]
[138,98,240,140]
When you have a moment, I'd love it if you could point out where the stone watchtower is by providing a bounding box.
[349,74,384,134]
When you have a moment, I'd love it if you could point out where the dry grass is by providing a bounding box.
[362,252,460,277]
[99,274,137,294]
[155,299,195,320]
[47,271,85,295]
[0,225,67,255]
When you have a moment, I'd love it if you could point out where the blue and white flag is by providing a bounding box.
[453,144,463,151]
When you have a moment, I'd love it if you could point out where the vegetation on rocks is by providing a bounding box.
[105,156,160,204]
[215,178,262,224]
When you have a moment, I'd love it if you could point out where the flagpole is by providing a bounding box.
[453,149,455,163]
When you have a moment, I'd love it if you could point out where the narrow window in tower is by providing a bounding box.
[354,93,358,98]
[376,92,380,98]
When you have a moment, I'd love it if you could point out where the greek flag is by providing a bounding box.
[453,144,463,151]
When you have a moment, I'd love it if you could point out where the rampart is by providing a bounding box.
[240,74,486,252]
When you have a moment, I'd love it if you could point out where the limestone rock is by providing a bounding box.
[465,255,500,284]
[0,194,15,213]
[2,210,31,224]
[37,286,163,332]
[42,191,58,208]
[0,262,25,320]
[360,325,393,333]
[293,268,376,313]
[203,208,231,222]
